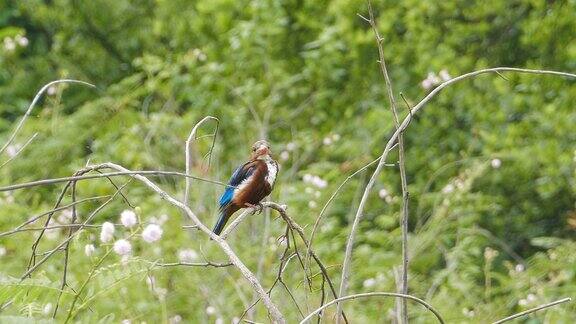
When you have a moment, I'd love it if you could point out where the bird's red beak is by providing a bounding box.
[256,146,270,155]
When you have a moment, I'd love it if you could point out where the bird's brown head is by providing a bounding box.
[250,140,272,161]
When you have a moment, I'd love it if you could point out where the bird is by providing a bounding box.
[212,140,279,235]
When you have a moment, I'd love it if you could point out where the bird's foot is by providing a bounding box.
[244,202,264,214]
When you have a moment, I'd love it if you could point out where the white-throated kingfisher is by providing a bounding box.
[212,140,279,235]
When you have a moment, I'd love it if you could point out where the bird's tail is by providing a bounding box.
[212,210,230,235]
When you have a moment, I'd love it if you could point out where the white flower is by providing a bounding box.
[363,278,376,288]
[169,315,182,324]
[439,69,451,81]
[286,142,296,151]
[120,209,138,228]
[518,299,528,306]
[121,320,131,324]
[312,176,327,188]
[442,183,454,194]
[3,37,15,51]
[515,264,525,272]
[421,72,441,90]
[427,72,441,84]
[215,318,224,324]
[421,78,434,90]
[43,303,53,315]
[178,249,198,263]
[232,317,241,324]
[205,306,216,315]
[314,191,321,198]
[15,35,28,47]
[527,293,537,302]
[308,201,317,209]
[47,85,57,96]
[304,174,327,188]
[323,137,332,146]
[0,245,6,257]
[113,239,132,256]
[84,244,95,257]
[5,144,21,158]
[378,188,389,199]
[142,224,163,243]
[491,158,502,169]
[100,222,115,242]
[279,151,290,161]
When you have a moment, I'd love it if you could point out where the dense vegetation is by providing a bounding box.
[1,0,575,322]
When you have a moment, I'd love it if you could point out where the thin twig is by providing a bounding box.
[220,208,256,240]
[0,195,109,238]
[21,182,129,280]
[152,262,233,268]
[0,133,38,169]
[363,3,411,323]
[262,202,349,324]
[184,116,219,207]
[87,162,285,323]
[492,297,571,324]
[299,292,445,324]
[0,80,95,156]
[0,170,231,192]
[333,66,576,324]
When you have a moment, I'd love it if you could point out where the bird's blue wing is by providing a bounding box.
[219,163,255,208]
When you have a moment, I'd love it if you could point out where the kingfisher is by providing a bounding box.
[212,140,279,235]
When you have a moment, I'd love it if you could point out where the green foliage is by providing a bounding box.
[0,0,575,322]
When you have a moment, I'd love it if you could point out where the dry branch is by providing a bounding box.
[0,170,230,192]
[336,66,576,324]
[184,116,219,207]
[0,80,95,156]
[83,162,286,323]
[300,292,445,324]
[492,297,572,324]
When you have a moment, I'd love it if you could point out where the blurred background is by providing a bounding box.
[0,0,575,322]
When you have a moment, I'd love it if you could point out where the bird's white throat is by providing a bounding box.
[265,160,278,186]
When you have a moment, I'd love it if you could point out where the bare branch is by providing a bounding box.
[21,185,124,279]
[152,261,233,268]
[492,297,571,324]
[0,80,95,156]
[0,170,231,193]
[86,162,285,323]
[184,116,219,207]
[300,292,445,324]
[0,133,38,169]
[0,195,108,238]
[334,65,576,323]
[339,2,412,322]
[367,2,410,323]
[220,208,257,240]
